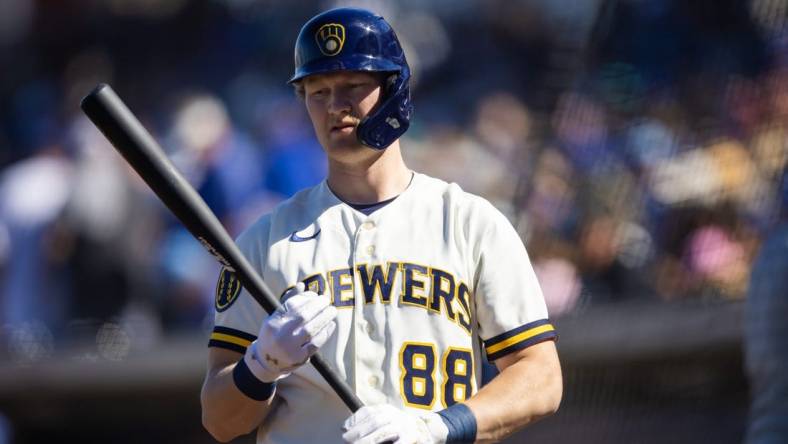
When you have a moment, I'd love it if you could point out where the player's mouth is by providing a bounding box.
[330,121,357,135]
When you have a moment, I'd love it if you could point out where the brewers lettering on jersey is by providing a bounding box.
[200,7,562,444]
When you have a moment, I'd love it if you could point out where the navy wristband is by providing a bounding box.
[437,403,477,443]
[232,358,276,401]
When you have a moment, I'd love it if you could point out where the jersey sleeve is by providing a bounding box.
[471,200,556,361]
[207,218,271,354]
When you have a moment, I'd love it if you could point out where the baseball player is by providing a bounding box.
[201,7,562,444]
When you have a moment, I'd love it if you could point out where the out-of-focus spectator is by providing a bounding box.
[160,94,264,330]
[623,117,679,170]
[575,214,654,304]
[404,92,533,217]
[471,92,535,216]
[0,146,75,326]
[51,115,166,353]
[0,145,72,360]
[552,92,612,175]
[404,122,515,212]
[684,224,750,299]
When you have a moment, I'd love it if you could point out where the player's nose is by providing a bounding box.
[327,91,352,115]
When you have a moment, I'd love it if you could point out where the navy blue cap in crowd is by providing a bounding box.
[288,7,413,150]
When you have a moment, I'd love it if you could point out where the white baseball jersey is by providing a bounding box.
[209,172,556,444]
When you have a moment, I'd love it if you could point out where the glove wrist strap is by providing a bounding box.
[232,355,276,401]
[437,403,477,443]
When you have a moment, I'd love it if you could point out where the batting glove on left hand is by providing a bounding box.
[342,405,448,444]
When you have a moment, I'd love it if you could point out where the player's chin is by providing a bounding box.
[326,131,364,151]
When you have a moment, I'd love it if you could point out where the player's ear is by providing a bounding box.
[292,81,305,100]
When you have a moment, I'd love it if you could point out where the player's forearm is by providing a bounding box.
[200,363,275,442]
[464,341,562,443]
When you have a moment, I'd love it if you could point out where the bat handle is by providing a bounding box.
[311,354,364,411]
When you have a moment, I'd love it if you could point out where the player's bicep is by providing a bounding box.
[493,339,559,373]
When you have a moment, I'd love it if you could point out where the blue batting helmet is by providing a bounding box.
[288,7,413,150]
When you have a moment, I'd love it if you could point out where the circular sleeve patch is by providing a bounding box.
[215,267,242,312]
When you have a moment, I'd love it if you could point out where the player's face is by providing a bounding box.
[302,71,383,160]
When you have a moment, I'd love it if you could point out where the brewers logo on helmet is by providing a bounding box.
[315,23,345,56]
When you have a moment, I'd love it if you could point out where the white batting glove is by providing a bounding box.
[342,405,449,444]
[244,283,338,383]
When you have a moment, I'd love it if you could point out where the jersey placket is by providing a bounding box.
[351,216,388,406]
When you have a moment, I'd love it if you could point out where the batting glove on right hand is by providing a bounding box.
[342,405,449,444]
[244,283,338,383]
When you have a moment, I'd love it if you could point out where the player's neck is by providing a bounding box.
[326,141,412,204]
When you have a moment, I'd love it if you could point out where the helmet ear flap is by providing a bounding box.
[357,71,413,149]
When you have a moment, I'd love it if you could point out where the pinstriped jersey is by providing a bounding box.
[209,172,556,444]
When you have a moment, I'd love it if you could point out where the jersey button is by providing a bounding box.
[361,221,375,230]
[368,375,380,388]
[366,245,375,255]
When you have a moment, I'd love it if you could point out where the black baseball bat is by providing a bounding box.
[80,83,363,413]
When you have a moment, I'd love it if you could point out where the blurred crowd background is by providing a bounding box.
[0,0,787,442]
